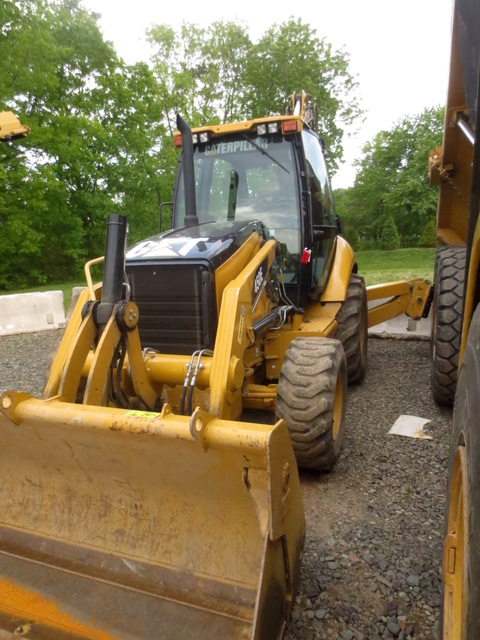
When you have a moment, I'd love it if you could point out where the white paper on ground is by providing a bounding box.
[388,415,432,440]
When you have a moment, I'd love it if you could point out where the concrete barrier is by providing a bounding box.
[66,286,87,322]
[0,291,66,336]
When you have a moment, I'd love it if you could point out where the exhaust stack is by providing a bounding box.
[97,213,128,330]
[176,114,199,228]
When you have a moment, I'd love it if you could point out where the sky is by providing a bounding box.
[82,0,453,189]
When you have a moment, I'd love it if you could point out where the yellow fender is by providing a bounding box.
[321,236,356,303]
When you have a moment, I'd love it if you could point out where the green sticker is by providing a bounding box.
[127,410,159,418]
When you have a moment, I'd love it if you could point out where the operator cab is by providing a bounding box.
[173,121,338,305]
[174,131,301,283]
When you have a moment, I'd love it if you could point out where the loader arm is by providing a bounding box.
[366,278,433,328]
[209,238,278,420]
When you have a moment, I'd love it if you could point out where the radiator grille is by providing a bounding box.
[126,263,215,354]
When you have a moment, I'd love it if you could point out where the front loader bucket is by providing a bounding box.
[0,394,305,640]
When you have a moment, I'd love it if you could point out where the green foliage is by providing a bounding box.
[147,21,250,129]
[336,107,444,248]
[243,19,362,172]
[148,18,362,172]
[340,222,360,251]
[335,187,361,249]
[1,3,362,289]
[379,216,401,250]
[418,217,438,247]
[0,0,168,289]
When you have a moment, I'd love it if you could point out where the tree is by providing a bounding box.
[418,217,437,247]
[334,187,361,250]
[0,0,121,285]
[95,61,170,244]
[243,19,362,172]
[0,0,169,288]
[379,216,401,250]
[0,7,364,288]
[346,107,444,247]
[148,19,363,173]
[148,21,252,132]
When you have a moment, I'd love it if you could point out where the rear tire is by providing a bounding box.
[335,273,368,385]
[431,245,465,406]
[276,337,347,471]
[441,303,480,638]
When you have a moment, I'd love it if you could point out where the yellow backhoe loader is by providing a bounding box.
[0,96,431,639]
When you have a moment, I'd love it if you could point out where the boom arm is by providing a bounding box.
[366,279,432,328]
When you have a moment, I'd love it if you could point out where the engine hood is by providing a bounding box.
[126,220,266,268]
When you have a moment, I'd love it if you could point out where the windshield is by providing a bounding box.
[175,134,301,282]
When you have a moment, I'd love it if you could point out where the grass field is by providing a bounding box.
[356,248,436,286]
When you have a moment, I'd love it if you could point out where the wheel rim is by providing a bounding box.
[443,446,468,639]
[332,370,344,441]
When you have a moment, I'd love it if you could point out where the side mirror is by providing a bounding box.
[313,225,337,242]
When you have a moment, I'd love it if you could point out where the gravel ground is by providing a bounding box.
[285,337,451,640]
[0,330,63,395]
[0,330,450,640]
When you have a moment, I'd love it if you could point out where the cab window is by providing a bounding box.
[175,134,302,282]
[302,130,336,290]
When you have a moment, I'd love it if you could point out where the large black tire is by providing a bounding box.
[276,337,347,471]
[335,273,368,385]
[431,245,465,406]
[441,303,480,638]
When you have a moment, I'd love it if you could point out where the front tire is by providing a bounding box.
[276,337,347,471]
[335,273,368,385]
[441,304,480,638]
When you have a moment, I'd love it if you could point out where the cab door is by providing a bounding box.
[301,130,337,296]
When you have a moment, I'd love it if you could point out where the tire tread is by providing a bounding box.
[431,245,465,405]
[335,274,368,384]
[276,337,346,471]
